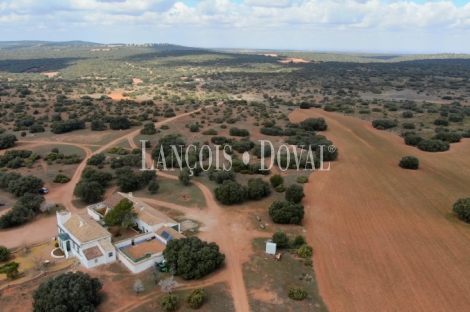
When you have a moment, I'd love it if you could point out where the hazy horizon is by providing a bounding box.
[1,0,469,54]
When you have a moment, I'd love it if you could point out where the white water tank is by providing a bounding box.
[266,242,277,255]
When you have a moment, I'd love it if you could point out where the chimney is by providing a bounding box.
[79,220,84,227]
[128,192,133,197]
[140,206,144,211]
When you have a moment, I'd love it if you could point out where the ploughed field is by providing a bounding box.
[290,108,470,312]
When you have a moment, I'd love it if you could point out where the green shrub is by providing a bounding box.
[275,184,286,193]
[293,235,306,246]
[417,139,450,152]
[0,245,11,262]
[185,288,206,309]
[161,294,179,311]
[272,231,289,248]
[298,245,313,258]
[53,173,71,183]
[269,174,284,187]
[296,176,308,183]
[54,242,59,248]
[288,286,307,300]
[303,259,313,266]
[399,156,419,170]
[453,198,470,223]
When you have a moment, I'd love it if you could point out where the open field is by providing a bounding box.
[244,238,327,312]
[290,108,470,312]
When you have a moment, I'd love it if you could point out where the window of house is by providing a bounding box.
[108,252,113,257]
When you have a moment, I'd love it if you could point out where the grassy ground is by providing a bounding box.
[243,238,328,312]
[127,282,235,312]
[134,177,206,208]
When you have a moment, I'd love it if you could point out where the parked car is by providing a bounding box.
[39,187,49,194]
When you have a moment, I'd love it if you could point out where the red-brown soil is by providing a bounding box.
[278,58,310,64]
[290,108,470,312]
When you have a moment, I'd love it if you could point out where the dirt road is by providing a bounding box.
[290,108,470,312]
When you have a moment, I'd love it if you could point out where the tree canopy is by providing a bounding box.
[285,184,305,203]
[104,198,137,228]
[453,198,470,223]
[214,180,248,205]
[32,272,102,312]
[269,200,305,224]
[163,237,225,280]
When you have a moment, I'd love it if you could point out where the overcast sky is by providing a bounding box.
[1,0,469,53]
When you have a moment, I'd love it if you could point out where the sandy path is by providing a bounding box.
[289,108,470,312]
[156,172,250,312]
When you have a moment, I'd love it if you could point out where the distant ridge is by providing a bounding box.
[0,41,201,51]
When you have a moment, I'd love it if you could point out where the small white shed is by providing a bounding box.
[266,242,277,255]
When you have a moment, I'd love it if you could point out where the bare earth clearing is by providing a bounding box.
[290,108,470,312]
[278,58,310,64]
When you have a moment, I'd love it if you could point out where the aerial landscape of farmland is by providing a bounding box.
[1,1,470,311]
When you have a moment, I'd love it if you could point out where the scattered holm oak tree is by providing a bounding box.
[285,184,305,204]
[399,156,419,170]
[269,200,305,224]
[185,288,207,309]
[32,272,102,312]
[163,237,225,280]
[288,286,308,300]
[453,198,470,223]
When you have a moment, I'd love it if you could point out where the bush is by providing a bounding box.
[208,169,236,184]
[189,124,199,132]
[399,156,419,170]
[86,153,106,167]
[247,178,270,200]
[372,119,398,130]
[51,119,85,134]
[402,122,415,129]
[0,245,11,262]
[229,127,250,137]
[29,123,45,133]
[161,294,179,312]
[294,235,306,246]
[298,245,313,258]
[449,114,464,122]
[32,272,102,311]
[288,286,307,300]
[453,198,470,223]
[296,176,308,183]
[8,175,44,197]
[185,288,207,309]
[300,118,328,131]
[433,117,449,126]
[140,123,157,135]
[402,111,413,118]
[270,174,284,188]
[275,184,286,192]
[0,134,17,149]
[434,132,462,143]
[417,139,450,152]
[303,258,313,266]
[272,231,289,248]
[269,200,304,224]
[404,134,423,146]
[53,173,71,183]
[110,116,131,130]
[214,180,248,205]
[91,120,107,131]
[178,168,192,186]
[285,184,305,203]
[202,129,218,135]
[163,237,225,280]
[148,180,160,194]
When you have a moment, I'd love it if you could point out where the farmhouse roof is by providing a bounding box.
[102,192,126,209]
[82,246,103,260]
[62,214,110,243]
[155,226,185,240]
[98,238,115,253]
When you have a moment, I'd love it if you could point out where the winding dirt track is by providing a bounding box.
[290,108,470,312]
